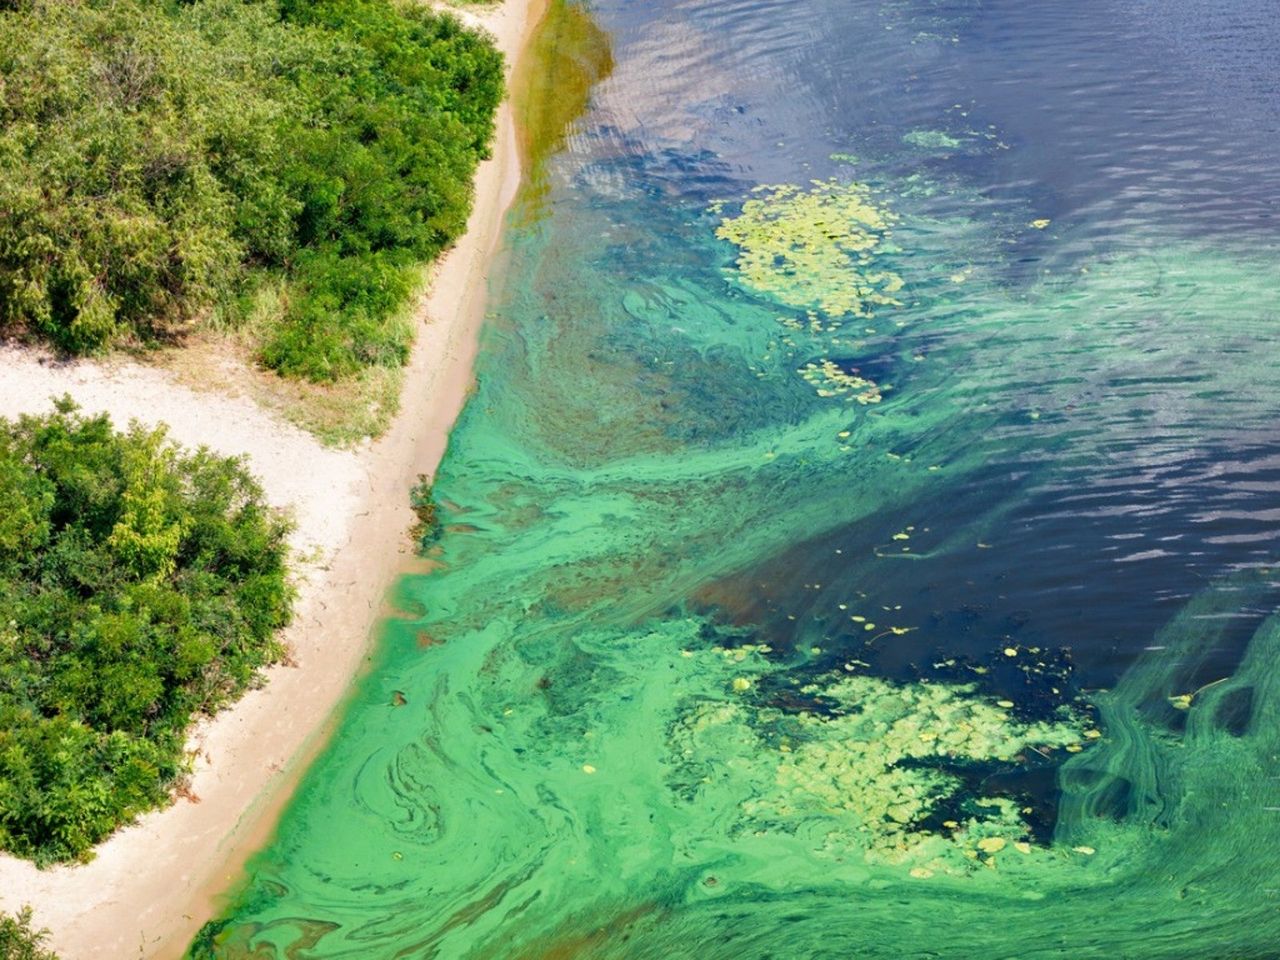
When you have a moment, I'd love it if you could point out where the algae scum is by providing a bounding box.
[194,0,1280,957]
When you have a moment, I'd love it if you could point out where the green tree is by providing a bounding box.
[0,908,58,960]
[0,402,293,864]
[0,0,503,387]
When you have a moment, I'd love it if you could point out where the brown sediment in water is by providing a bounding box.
[512,0,616,220]
[482,903,666,960]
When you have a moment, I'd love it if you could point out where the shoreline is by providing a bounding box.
[0,0,542,955]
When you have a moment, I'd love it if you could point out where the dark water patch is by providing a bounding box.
[1214,685,1255,738]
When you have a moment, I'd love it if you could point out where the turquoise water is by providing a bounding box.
[193,0,1280,956]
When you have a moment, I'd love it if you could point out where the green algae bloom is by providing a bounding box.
[512,0,614,221]
[714,177,907,404]
[714,179,905,320]
[188,42,1280,952]
[672,662,1086,872]
[798,358,882,403]
[903,129,964,149]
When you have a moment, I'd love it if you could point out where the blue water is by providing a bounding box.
[565,0,1280,680]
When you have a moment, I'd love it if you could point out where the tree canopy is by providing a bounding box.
[0,401,293,864]
[0,908,58,960]
[0,0,504,382]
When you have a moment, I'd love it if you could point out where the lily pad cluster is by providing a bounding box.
[713,179,904,320]
[713,178,904,407]
[670,661,1087,873]
[798,359,882,404]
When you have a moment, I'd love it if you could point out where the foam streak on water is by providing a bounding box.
[192,0,1280,957]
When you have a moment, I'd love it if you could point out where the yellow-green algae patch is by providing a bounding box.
[672,657,1086,874]
[798,358,882,403]
[903,129,964,150]
[713,179,905,319]
[714,178,906,405]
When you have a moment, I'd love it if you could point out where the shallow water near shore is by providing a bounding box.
[192,0,1280,957]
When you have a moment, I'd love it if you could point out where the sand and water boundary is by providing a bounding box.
[0,0,543,954]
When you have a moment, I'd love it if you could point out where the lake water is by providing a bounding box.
[191,0,1280,956]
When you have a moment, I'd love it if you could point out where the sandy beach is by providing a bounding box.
[0,0,540,955]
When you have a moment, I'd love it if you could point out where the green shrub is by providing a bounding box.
[0,908,58,960]
[0,0,503,382]
[263,249,418,380]
[0,401,293,864]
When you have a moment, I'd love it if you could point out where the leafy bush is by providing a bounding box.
[261,248,417,380]
[0,0,503,382]
[0,401,293,865]
[0,908,58,960]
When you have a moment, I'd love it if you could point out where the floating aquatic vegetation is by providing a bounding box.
[670,663,1086,873]
[777,310,840,334]
[712,179,905,320]
[903,129,964,149]
[714,178,907,407]
[798,358,882,403]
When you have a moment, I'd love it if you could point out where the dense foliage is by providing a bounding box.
[0,0,504,382]
[0,402,293,865]
[0,908,58,960]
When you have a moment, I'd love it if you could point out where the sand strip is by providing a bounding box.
[0,0,541,955]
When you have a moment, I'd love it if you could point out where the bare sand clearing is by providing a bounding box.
[0,1,542,955]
